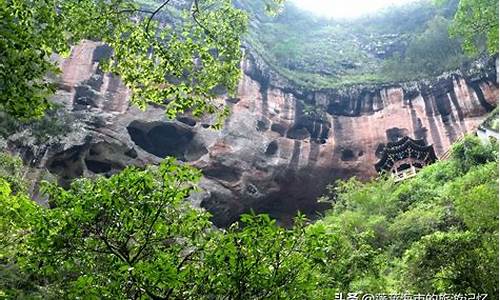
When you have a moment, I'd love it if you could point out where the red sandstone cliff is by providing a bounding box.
[5,41,498,226]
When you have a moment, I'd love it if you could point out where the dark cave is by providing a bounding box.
[270,123,286,136]
[340,148,356,161]
[257,119,270,132]
[286,125,311,140]
[203,165,241,182]
[386,127,409,143]
[265,141,279,156]
[176,116,197,127]
[47,146,85,188]
[85,159,112,173]
[127,121,207,161]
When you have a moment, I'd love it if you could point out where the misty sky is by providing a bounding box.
[290,0,417,19]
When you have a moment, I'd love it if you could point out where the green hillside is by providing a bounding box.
[240,0,476,89]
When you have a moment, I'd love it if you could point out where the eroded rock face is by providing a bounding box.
[5,41,498,226]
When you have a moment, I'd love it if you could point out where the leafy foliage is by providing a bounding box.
[448,0,499,55]
[0,0,247,127]
[195,213,330,299]
[1,0,498,297]
[1,0,63,119]
[0,152,26,194]
[0,178,41,299]
[17,159,211,298]
[402,231,493,293]
[0,158,341,299]
[0,106,75,144]
[450,134,498,172]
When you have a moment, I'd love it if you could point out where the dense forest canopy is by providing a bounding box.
[0,0,498,298]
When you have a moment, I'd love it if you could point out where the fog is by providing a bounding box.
[290,0,418,19]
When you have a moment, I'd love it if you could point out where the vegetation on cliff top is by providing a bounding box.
[241,0,498,89]
[1,134,498,298]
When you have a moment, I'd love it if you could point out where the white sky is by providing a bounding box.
[289,0,417,19]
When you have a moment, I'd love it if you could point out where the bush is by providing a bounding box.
[0,152,26,194]
[451,135,498,173]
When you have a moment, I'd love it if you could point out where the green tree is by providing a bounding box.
[1,0,136,119]
[1,157,343,299]
[382,16,466,80]
[405,16,465,75]
[437,0,499,55]
[13,159,212,298]
[450,0,499,55]
[0,178,41,298]
[451,134,498,173]
[195,213,329,299]
[448,161,499,233]
[315,178,398,293]
[0,152,26,194]
[388,203,448,256]
[1,0,247,127]
[316,134,498,294]
[402,231,497,294]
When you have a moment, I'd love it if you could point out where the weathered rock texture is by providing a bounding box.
[4,41,498,226]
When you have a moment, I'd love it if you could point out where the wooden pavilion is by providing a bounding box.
[375,136,437,182]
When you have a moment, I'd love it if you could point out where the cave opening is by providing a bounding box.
[203,165,241,182]
[386,127,409,143]
[127,121,207,161]
[287,125,311,140]
[265,141,279,156]
[47,146,85,188]
[257,119,270,132]
[340,148,356,161]
[271,123,286,136]
[85,159,112,173]
[176,116,197,127]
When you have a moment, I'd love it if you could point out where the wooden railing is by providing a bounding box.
[392,166,421,183]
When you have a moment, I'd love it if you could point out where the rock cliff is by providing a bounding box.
[4,41,498,226]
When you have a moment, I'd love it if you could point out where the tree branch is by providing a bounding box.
[191,0,218,41]
[146,0,172,34]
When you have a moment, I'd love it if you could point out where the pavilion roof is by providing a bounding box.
[375,136,437,173]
